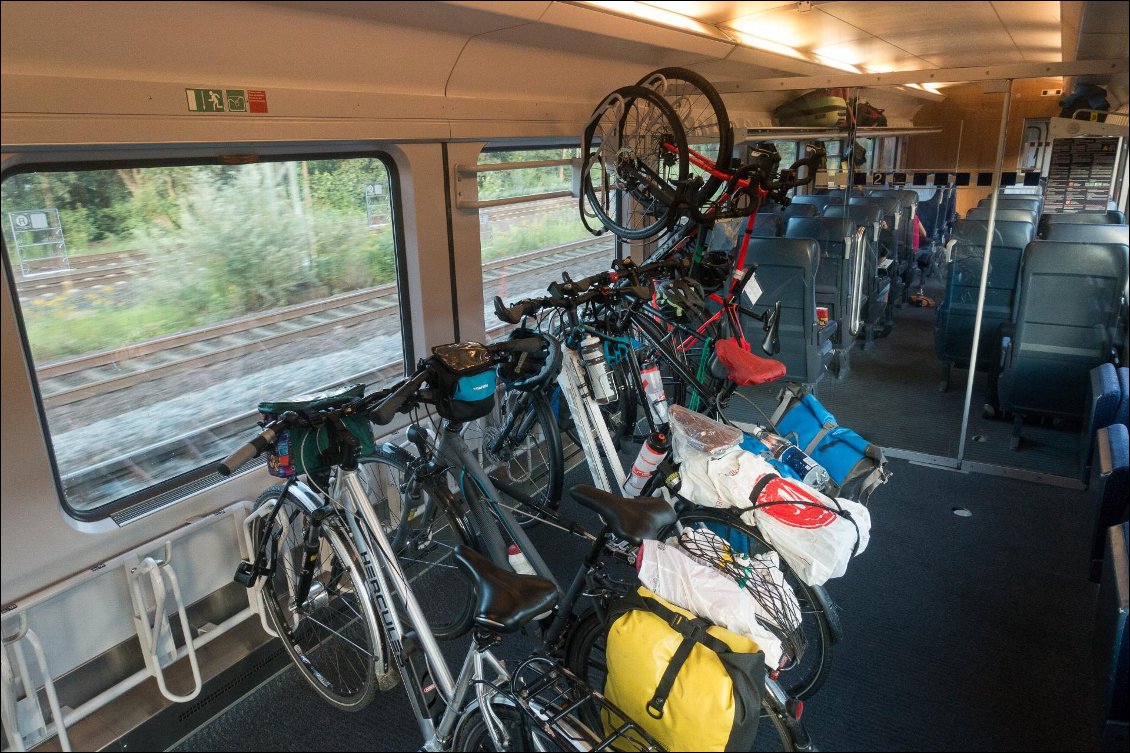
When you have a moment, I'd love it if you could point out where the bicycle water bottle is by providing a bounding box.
[508,545,552,618]
[754,428,831,491]
[507,544,536,575]
[640,361,669,424]
[624,432,670,496]
[580,335,618,404]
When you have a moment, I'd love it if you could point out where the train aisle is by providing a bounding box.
[176,459,1103,752]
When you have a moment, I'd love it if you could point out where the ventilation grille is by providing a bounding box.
[177,644,287,723]
[111,457,266,526]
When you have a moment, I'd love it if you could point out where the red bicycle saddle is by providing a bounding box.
[715,337,786,386]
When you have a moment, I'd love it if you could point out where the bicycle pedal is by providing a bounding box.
[233,560,259,588]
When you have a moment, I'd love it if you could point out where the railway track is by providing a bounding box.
[50,232,614,511]
[14,197,579,297]
[64,359,409,516]
[40,235,613,409]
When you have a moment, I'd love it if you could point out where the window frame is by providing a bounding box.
[0,146,411,523]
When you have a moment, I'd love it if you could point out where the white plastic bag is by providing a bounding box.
[677,444,870,586]
[722,453,870,586]
[668,408,871,585]
[636,531,791,668]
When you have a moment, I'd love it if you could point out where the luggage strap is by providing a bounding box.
[803,420,837,455]
[640,598,730,720]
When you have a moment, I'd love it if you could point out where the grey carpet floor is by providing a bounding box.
[176,458,1105,752]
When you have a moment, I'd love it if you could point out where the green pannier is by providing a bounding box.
[258,383,375,478]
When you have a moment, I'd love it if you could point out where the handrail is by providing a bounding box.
[847,225,868,338]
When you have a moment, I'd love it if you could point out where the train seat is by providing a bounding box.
[764,201,820,223]
[1084,363,1124,482]
[750,212,784,238]
[941,186,958,236]
[1043,223,1130,244]
[850,194,909,309]
[788,194,834,212]
[785,216,867,364]
[966,206,1040,226]
[743,237,835,386]
[978,196,1043,214]
[934,219,1036,391]
[994,241,1129,448]
[1040,210,1126,237]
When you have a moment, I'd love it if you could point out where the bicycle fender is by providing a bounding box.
[810,584,843,643]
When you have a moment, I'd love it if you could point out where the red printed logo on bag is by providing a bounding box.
[758,477,838,528]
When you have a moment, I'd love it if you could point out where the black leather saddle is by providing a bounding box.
[569,485,678,544]
[451,546,558,633]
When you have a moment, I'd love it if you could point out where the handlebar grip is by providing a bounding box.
[494,296,540,325]
[372,370,428,425]
[217,428,278,476]
[626,284,653,300]
[508,333,562,391]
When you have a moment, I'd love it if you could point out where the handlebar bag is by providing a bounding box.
[430,342,497,421]
[602,587,765,752]
[258,383,375,477]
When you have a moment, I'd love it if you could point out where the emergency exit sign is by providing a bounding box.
[186,88,268,113]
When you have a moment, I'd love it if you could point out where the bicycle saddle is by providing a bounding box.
[452,546,558,633]
[569,485,678,544]
[714,338,786,386]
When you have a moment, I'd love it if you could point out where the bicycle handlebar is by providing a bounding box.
[371,368,431,426]
[504,333,562,391]
[217,420,284,476]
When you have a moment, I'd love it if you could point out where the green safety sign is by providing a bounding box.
[226,90,247,112]
[186,88,225,112]
[186,88,268,114]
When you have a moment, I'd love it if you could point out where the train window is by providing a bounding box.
[1,156,405,518]
[477,147,612,335]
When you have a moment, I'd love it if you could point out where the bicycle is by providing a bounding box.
[494,281,837,703]
[456,328,565,530]
[218,341,665,751]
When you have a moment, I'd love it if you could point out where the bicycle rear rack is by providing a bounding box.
[510,655,663,752]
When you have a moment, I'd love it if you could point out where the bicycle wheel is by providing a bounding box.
[582,85,689,241]
[356,447,477,639]
[672,508,834,700]
[564,610,801,752]
[252,485,391,711]
[637,67,733,208]
[465,388,564,529]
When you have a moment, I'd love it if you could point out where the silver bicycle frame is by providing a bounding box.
[331,469,521,749]
[429,424,559,586]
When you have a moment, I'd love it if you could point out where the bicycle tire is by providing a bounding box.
[581,85,689,241]
[637,67,734,209]
[467,388,564,529]
[564,609,802,751]
[356,447,477,639]
[252,485,391,711]
[671,508,834,701]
